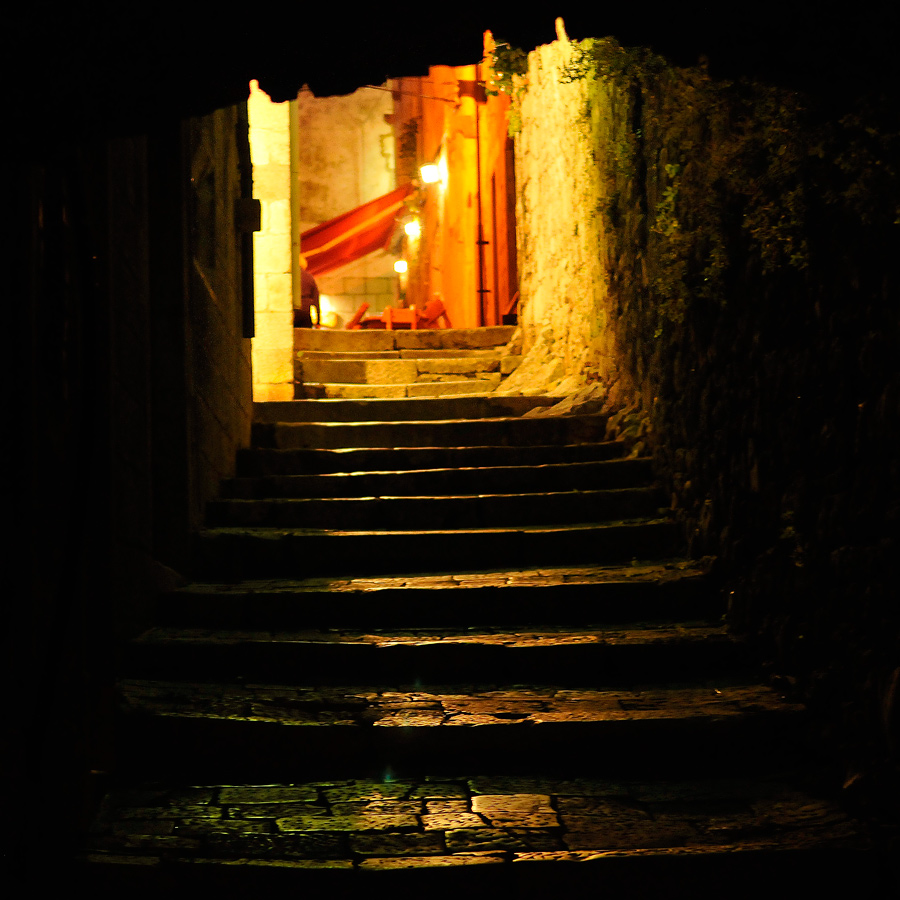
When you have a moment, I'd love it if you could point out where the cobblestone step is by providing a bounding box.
[237,440,627,477]
[125,622,750,685]
[252,414,609,450]
[221,459,655,499]
[193,520,681,579]
[114,680,810,783]
[156,561,720,629]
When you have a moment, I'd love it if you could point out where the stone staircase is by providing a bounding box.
[293,325,522,399]
[80,328,883,895]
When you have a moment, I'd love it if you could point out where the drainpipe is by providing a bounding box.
[289,96,302,318]
[471,67,489,327]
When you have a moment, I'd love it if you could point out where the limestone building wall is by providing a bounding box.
[506,29,628,399]
[249,81,294,401]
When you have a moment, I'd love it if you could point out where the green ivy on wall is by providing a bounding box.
[485,35,530,136]
[555,37,899,335]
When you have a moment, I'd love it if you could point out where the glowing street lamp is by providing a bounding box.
[419,163,440,184]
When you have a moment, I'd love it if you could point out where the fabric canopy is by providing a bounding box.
[300,184,415,277]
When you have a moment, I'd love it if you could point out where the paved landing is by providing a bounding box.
[83,773,874,894]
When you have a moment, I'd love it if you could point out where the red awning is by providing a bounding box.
[300,183,415,277]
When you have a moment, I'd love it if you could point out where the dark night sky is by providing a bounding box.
[13,3,899,147]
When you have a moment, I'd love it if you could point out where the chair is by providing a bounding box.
[345,302,370,330]
[418,295,452,329]
[382,305,418,330]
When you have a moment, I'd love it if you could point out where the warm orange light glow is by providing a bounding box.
[394,259,409,273]
[420,163,440,184]
[404,219,421,238]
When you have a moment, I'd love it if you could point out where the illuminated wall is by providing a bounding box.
[510,25,613,391]
[296,85,397,326]
[392,41,516,330]
[248,80,294,401]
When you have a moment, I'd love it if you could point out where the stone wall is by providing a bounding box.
[249,81,294,401]
[505,29,633,404]
[511,28,899,802]
[12,101,254,862]
[186,106,255,539]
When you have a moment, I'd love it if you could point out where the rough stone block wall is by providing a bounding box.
[509,34,608,393]
[512,31,899,799]
[506,31,639,407]
[186,106,254,535]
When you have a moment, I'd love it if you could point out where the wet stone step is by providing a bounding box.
[114,680,810,782]
[193,520,681,580]
[237,441,629,477]
[220,459,655,500]
[253,415,609,450]
[205,488,665,530]
[156,561,720,630]
[125,623,752,685]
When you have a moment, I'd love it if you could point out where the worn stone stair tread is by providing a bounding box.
[296,348,508,359]
[205,486,665,529]
[254,395,562,423]
[238,441,629,476]
[262,413,604,428]
[134,622,734,647]
[294,325,515,354]
[172,560,714,594]
[196,519,678,562]
[194,520,681,578]
[221,458,655,499]
[115,725,812,783]
[157,560,720,629]
[297,382,504,400]
[117,679,803,727]
[199,518,675,540]
[114,677,811,779]
[125,622,746,684]
[297,358,505,383]
[257,414,608,450]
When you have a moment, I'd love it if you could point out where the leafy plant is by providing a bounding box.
[485,34,530,136]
